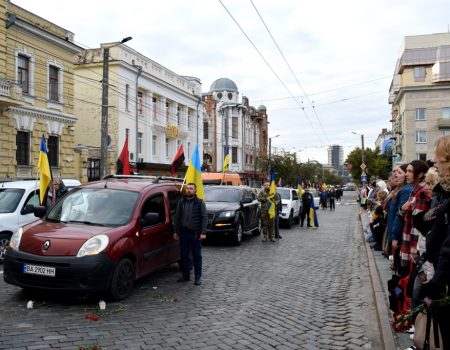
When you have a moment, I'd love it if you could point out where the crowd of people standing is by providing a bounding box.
[362,135,450,350]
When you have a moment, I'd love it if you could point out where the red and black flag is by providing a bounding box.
[117,135,130,175]
[170,145,185,176]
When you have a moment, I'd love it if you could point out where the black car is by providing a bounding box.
[204,186,261,245]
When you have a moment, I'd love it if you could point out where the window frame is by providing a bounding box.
[442,107,450,119]
[415,108,426,121]
[231,146,238,163]
[415,130,427,144]
[414,66,426,82]
[47,135,59,167]
[48,65,59,102]
[17,54,30,94]
[16,130,30,166]
[232,117,239,139]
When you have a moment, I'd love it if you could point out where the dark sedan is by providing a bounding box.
[204,186,261,245]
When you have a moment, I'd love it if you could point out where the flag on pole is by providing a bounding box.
[171,145,185,176]
[185,144,204,200]
[117,135,130,175]
[268,169,277,219]
[38,134,51,206]
[309,201,319,228]
[222,145,230,172]
[297,179,303,198]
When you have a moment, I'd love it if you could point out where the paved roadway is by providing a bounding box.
[0,192,383,350]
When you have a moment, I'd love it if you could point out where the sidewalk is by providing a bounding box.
[359,211,413,350]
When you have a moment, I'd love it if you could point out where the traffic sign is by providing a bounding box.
[360,163,367,170]
[361,175,367,182]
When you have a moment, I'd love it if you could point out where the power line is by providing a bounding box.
[217,0,324,143]
[249,0,329,143]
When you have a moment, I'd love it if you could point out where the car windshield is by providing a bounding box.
[0,188,25,213]
[204,188,241,202]
[47,188,139,227]
[277,188,290,200]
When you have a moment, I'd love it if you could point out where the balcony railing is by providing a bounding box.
[0,79,23,100]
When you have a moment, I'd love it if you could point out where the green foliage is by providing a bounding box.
[345,146,390,184]
[257,152,344,185]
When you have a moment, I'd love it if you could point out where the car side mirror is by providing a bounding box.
[33,206,47,218]
[141,212,160,227]
[21,204,35,215]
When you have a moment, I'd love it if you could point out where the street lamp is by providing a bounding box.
[268,134,280,175]
[100,36,132,178]
[351,131,366,183]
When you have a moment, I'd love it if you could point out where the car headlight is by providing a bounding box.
[217,211,235,218]
[9,227,23,251]
[77,234,109,257]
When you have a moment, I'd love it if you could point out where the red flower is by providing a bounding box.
[83,313,91,319]
[90,315,99,321]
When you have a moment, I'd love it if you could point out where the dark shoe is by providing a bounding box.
[262,237,267,242]
[194,279,201,286]
[177,277,190,282]
[270,239,276,242]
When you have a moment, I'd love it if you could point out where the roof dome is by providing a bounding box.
[209,78,238,92]
[257,105,267,111]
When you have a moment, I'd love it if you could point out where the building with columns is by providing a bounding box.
[202,78,268,186]
[74,44,203,179]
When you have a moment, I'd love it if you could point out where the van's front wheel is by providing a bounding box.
[109,258,135,301]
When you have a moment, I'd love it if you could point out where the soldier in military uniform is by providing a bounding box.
[257,181,275,242]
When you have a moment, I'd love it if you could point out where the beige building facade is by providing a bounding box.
[389,32,450,163]
[0,0,82,180]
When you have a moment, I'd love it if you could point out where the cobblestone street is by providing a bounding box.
[0,192,383,350]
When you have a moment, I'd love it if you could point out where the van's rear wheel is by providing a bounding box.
[109,258,135,301]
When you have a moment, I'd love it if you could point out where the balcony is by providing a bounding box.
[437,118,450,129]
[0,79,24,107]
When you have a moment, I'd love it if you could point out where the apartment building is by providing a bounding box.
[389,32,450,163]
[202,78,268,185]
[74,44,203,178]
[0,0,81,180]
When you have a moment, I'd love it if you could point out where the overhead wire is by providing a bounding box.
[217,0,324,143]
[249,0,329,143]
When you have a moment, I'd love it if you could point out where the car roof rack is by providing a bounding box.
[102,174,184,184]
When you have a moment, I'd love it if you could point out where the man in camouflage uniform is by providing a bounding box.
[258,181,275,242]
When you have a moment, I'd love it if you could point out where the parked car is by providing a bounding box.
[277,187,301,228]
[204,185,261,245]
[0,180,52,264]
[4,175,183,300]
[62,179,81,191]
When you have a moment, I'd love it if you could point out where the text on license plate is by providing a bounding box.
[23,264,55,277]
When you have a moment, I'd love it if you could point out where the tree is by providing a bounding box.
[345,146,390,184]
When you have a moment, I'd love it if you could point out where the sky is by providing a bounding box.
[12,0,450,163]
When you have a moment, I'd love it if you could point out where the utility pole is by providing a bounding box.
[361,134,365,165]
[99,37,132,179]
[225,106,229,167]
[100,46,110,179]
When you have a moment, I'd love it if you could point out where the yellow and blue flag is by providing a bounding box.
[185,144,204,200]
[309,201,319,228]
[297,179,303,198]
[223,145,230,172]
[268,169,277,219]
[38,134,51,205]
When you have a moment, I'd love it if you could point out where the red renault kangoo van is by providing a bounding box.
[4,175,182,300]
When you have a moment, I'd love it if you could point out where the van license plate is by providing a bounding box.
[23,264,55,277]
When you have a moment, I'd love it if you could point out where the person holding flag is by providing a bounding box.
[258,171,276,242]
[37,134,52,206]
[301,188,314,227]
[173,144,207,286]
